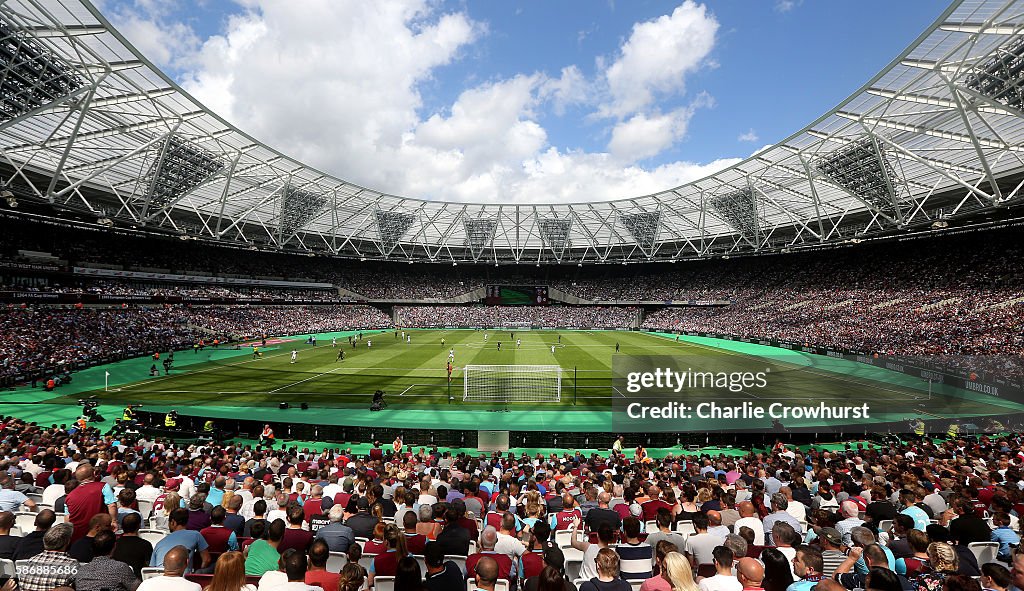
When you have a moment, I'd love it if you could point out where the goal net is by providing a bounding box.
[463,365,562,403]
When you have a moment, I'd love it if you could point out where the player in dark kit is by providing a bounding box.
[337,349,345,362]
[497,342,501,351]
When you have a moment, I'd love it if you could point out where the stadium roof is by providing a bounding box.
[1,0,1023,264]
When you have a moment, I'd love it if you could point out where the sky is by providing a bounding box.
[95,0,940,204]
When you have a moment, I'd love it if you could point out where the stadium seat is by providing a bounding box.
[139,529,168,546]
[327,551,348,572]
[141,567,163,580]
[561,547,584,564]
[9,526,22,538]
[374,576,396,591]
[467,579,510,591]
[0,559,14,579]
[676,520,696,535]
[644,520,658,533]
[554,529,577,548]
[445,555,467,575]
[14,512,35,533]
[137,499,154,520]
[413,554,426,574]
[564,557,583,581]
[358,553,377,573]
[630,581,643,591]
[878,520,893,533]
[968,542,999,565]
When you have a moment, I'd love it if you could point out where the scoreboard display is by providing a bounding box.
[485,285,550,306]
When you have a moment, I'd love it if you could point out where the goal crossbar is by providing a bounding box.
[463,364,562,403]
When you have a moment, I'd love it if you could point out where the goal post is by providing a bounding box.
[463,365,562,404]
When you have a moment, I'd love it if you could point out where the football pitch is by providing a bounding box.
[50,328,1024,432]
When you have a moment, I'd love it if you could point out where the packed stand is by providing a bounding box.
[0,305,391,385]
[395,305,639,329]
[1,417,1024,590]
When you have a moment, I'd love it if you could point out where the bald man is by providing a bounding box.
[65,464,117,544]
[708,510,730,539]
[473,556,500,591]
[737,557,765,591]
[138,546,200,591]
[734,501,765,545]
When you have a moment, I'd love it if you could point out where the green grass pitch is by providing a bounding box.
[56,329,1024,427]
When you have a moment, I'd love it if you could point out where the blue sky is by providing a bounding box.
[100,0,941,203]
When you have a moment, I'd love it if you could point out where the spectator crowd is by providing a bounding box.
[0,416,1021,591]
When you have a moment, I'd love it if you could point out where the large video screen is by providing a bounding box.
[484,285,549,306]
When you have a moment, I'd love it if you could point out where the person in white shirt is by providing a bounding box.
[493,518,525,578]
[265,549,319,590]
[137,546,201,591]
[134,474,162,504]
[699,546,743,591]
[781,486,806,523]
[733,501,765,546]
[267,494,289,523]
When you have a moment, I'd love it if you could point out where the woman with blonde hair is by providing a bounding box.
[640,542,682,591]
[663,552,699,591]
[915,542,959,591]
[204,551,255,591]
[523,491,545,529]
[153,491,181,530]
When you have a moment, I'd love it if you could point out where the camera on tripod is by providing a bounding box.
[370,390,387,411]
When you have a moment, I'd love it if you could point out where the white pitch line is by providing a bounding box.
[268,366,346,394]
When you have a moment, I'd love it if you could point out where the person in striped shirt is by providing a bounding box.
[616,516,653,581]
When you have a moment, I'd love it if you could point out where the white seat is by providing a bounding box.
[878,519,893,533]
[138,528,168,547]
[9,526,22,538]
[630,581,643,591]
[374,576,395,591]
[968,541,1000,565]
[14,512,36,534]
[141,567,163,580]
[561,547,584,563]
[137,499,154,520]
[358,553,377,573]
[554,529,575,548]
[326,551,348,572]
[467,579,510,591]
[0,558,14,578]
[25,493,43,505]
[676,520,696,535]
[413,554,426,575]
[565,557,583,581]
[468,540,477,555]
[644,520,658,533]
[445,555,467,575]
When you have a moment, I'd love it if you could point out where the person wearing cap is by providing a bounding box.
[817,527,847,579]
[344,496,377,539]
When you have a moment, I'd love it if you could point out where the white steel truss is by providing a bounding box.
[0,0,1023,263]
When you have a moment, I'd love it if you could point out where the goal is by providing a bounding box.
[463,365,562,404]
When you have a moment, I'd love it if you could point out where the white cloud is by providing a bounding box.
[109,0,740,204]
[608,109,693,162]
[737,128,759,143]
[775,0,803,13]
[600,1,718,118]
[107,0,200,69]
[539,66,590,116]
